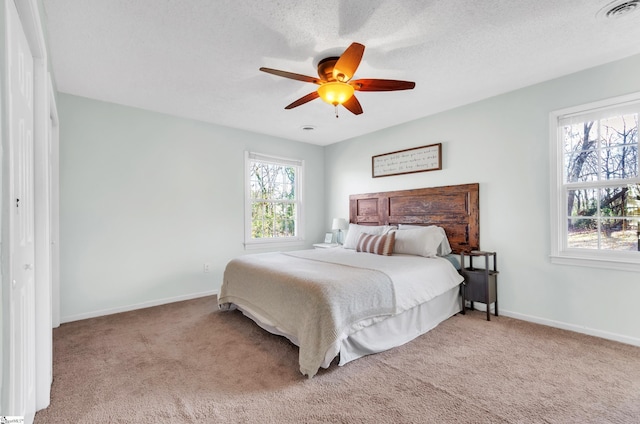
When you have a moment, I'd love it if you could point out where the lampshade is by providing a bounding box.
[332,218,348,231]
[317,82,355,106]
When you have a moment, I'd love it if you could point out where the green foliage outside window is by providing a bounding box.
[249,161,297,239]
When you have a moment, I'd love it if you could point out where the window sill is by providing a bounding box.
[550,253,640,272]
[244,239,305,250]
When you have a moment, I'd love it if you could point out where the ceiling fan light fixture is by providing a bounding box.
[317,82,355,106]
[259,42,415,115]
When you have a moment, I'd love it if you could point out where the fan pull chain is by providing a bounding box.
[335,105,339,118]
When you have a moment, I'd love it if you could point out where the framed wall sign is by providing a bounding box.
[372,143,442,178]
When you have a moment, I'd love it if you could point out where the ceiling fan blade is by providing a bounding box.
[284,91,320,109]
[259,67,320,84]
[333,42,365,82]
[342,95,363,115]
[351,79,416,92]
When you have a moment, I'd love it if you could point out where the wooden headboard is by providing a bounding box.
[349,183,479,253]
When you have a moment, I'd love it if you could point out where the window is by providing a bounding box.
[550,92,640,271]
[244,151,304,248]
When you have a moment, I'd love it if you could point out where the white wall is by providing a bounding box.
[58,94,325,322]
[325,53,640,346]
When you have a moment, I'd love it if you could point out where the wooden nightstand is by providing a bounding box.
[460,250,499,321]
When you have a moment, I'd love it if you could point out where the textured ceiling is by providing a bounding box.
[42,0,640,146]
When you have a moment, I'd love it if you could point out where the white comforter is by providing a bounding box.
[218,248,463,377]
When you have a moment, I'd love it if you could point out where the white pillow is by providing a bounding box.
[398,224,452,256]
[394,226,445,257]
[343,224,396,249]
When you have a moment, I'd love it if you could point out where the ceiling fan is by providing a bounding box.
[259,42,416,117]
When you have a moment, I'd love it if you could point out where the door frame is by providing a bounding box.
[16,0,53,413]
[49,75,60,331]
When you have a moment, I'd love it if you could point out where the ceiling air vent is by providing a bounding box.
[597,0,640,19]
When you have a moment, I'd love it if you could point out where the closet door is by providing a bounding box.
[4,0,37,419]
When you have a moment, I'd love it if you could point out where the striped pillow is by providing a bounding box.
[356,231,396,256]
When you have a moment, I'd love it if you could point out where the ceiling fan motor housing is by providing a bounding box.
[317,57,340,82]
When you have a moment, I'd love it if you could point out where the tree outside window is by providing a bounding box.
[245,152,303,247]
[562,112,639,252]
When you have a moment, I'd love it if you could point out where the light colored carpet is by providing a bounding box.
[35,296,640,423]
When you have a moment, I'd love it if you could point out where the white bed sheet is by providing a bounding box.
[285,248,463,313]
[335,285,461,366]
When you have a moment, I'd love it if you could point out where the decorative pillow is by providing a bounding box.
[393,226,444,257]
[343,223,397,249]
[356,232,396,256]
[398,224,452,256]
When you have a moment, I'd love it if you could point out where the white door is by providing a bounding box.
[6,0,37,419]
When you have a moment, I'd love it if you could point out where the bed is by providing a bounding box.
[218,183,480,377]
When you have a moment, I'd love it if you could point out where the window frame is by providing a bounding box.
[244,151,305,250]
[549,91,640,271]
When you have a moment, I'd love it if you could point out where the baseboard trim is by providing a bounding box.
[500,309,640,348]
[60,290,219,324]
